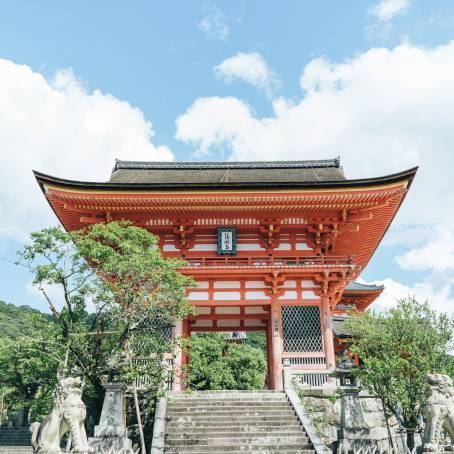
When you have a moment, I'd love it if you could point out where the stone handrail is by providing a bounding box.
[283,364,331,454]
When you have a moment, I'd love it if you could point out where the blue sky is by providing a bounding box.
[1,0,454,313]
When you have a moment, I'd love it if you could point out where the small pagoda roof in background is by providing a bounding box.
[332,315,353,338]
[345,281,384,292]
[109,157,346,185]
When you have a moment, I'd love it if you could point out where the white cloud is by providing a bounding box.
[176,42,454,312]
[369,0,411,22]
[176,43,454,227]
[396,225,454,272]
[0,59,173,240]
[214,52,280,97]
[361,277,454,316]
[197,4,229,41]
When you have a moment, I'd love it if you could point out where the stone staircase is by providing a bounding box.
[164,390,317,454]
[0,427,32,453]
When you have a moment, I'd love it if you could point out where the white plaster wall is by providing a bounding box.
[237,243,266,251]
[214,281,241,288]
[195,307,211,315]
[275,243,291,250]
[246,291,270,300]
[191,243,217,251]
[213,292,241,300]
[215,307,241,314]
[280,291,297,300]
[283,280,296,288]
[188,292,209,300]
[245,306,268,314]
[302,290,319,299]
[246,281,266,288]
[163,244,179,252]
[301,280,315,288]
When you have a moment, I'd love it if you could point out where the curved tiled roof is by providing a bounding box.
[109,158,346,185]
[345,281,384,292]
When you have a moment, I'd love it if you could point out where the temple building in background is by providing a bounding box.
[34,158,417,390]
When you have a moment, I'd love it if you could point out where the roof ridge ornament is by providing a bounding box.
[113,158,341,171]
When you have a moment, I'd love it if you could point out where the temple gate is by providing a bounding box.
[35,158,416,390]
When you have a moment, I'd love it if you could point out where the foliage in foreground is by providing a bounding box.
[187,333,267,390]
[346,297,454,449]
[0,311,60,425]
[6,221,194,429]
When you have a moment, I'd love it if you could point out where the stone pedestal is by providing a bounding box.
[88,382,132,452]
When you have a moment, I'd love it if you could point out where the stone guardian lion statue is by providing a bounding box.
[30,377,91,453]
[423,373,454,452]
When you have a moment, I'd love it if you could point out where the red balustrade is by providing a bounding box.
[182,255,355,269]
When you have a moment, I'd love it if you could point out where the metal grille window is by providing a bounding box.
[281,306,323,352]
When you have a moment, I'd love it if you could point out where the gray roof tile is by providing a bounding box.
[345,281,384,292]
[109,158,346,184]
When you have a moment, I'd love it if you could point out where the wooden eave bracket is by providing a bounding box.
[172,221,195,251]
[259,219,282,252]
[264,271,286,297]
[314,270,356,312]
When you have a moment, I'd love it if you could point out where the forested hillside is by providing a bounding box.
[0,300,49,338]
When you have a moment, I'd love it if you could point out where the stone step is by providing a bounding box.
[166,423,303,432]
[164,449,315,454]
[0,431,30,437]
[167,410,296,418]
[168,394,287,402]
[164,451,315,454]
[0,433,30,437]
[169,393,286,400]
[164,443,312,452]
[167,416,298,424]
[169,390,284,394]
[165,425,304,434]
[0,441,31,446]
[0,448,33,453]
[167,401,291,408]
[163,391,315,454]
[168,403,292,409]
[167,433,309,440]
[168,397,288,402]
[166,434,311,444]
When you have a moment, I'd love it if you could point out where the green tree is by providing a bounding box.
[346,297,454,450]
[187,333,267,390]
[244,331,266,353]
[0,312,61,424]
[16,221,194,428]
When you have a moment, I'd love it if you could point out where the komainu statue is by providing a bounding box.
[30,377,91,453]
[423,373,454,452]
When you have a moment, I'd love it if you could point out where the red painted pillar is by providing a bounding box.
[321,295,336,370]
[271,298,283,390]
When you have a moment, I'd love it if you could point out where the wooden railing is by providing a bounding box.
[182,255,356,269]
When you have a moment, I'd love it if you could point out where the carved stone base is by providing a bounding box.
[88,383,132,453]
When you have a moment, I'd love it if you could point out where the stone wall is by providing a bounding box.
[297,386,406,453]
